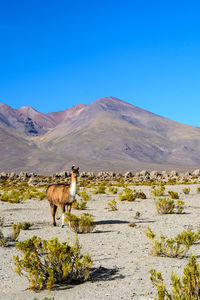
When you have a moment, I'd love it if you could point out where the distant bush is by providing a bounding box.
[119,188,136,202]
[168,190,179,199]
[0,190,23,203]
[73,199,87,210]
[14,236,92,290]
[128,222,137,228]
[65,213,95,233]
[107,199,118,211]
[12,223,21,241]
[108,187,118,194]
[93,184,106,194]
[135,191,147,199]
[150,255,200,299]
[182,187,190,194]
[197,186,200,193]
[151,186,165,197]
[19,222,33,230]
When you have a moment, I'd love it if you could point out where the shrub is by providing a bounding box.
[197,186,200,193]
[20,222,33,230]
[12,223,21,241]
[168,190,179,199]
[14,236,92,290]
[107,199,117,211]
[38,191,46,200]
[135,211,141,219]
[119,188,136,202]
[65,213,95,233]
[176,200,185,213]
[0,229,7,247]
[128,222,137,227]
[182,187,190,194]
[94,184,106,194]
[0,214,4,227]
[135,191,147,199]
[150,255,200,299]
[145,227,200,258]
[155,198,175,214]
[151,186,165,197]
[80,190,90,201]
[73,199,87,210]
[108,187,118,194]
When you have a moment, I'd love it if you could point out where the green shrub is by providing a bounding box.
[151,186,165,197]
[135,191,147,199]
[80,190,90,201]
[182,187,190,194]
[12,223,21,241]
[108,187,118,194]
[168,190,179,199]
[150,255,200,299]
[197,186,200,193]
[0,229,7,247]
[19,222,33,230]
[38,191,46,200]
[65,213,95,233]
[107,199,117,211]
[14,236,92,290]
[135,211,141,219]
[145,227,200,258]
[72,199,87,210]
[93,184,106,194]
[155,198,175,214]
[119,188,136,202]
[128,222,137,227]
[176,200,185,213]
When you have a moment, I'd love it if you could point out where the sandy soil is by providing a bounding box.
[0,184,200,300]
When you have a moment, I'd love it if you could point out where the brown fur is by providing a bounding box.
[46,166,79,226]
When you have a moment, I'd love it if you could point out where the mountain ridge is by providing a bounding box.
[0,97,200,173]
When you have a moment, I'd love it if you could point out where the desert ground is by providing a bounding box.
[0,181,200,300]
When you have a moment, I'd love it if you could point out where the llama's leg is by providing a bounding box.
[50,204,57,226]
[61,206,65,228]
[67,204,72,213]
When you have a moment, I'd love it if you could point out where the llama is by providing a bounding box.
[46,166,80,227]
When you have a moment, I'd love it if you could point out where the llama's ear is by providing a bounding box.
[77,166,80,170]
[71,165,75,170]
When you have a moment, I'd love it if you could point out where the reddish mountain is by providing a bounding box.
[0,97,200,173]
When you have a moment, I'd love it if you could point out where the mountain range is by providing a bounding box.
[0,97,200,173]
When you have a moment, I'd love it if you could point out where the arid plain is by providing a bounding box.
[0,171,200,300]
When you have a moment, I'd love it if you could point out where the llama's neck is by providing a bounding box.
[70,176,77,199]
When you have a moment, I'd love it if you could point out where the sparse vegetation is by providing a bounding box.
[151,185,165,197]
[150,255,200,299]
[155,198,175,214]
[108,187,118,194]
[14,236,92,290]
[145,227,200,258]
[93,184,106,194]
[65,213,95,233]
[168,190,179,199]
[128,222,137,227]
[119,188,136,202]
[182,187,190,194]
[135,211,141,219]
[107,199,118,211]
[155,197,184,214]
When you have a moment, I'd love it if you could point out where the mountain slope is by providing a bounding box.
[1,97,200,173]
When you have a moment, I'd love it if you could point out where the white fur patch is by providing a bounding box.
[62,213,65,227]
[70,181,76,199]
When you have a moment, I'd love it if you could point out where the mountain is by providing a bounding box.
[0,97,200,173]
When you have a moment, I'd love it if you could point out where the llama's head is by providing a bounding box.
[71,165,80,178]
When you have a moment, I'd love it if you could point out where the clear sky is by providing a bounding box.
[1,0,200,126]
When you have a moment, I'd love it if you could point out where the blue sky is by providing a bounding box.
[1,0,200,126]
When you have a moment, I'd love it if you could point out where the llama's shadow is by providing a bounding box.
[95,220,129,225]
